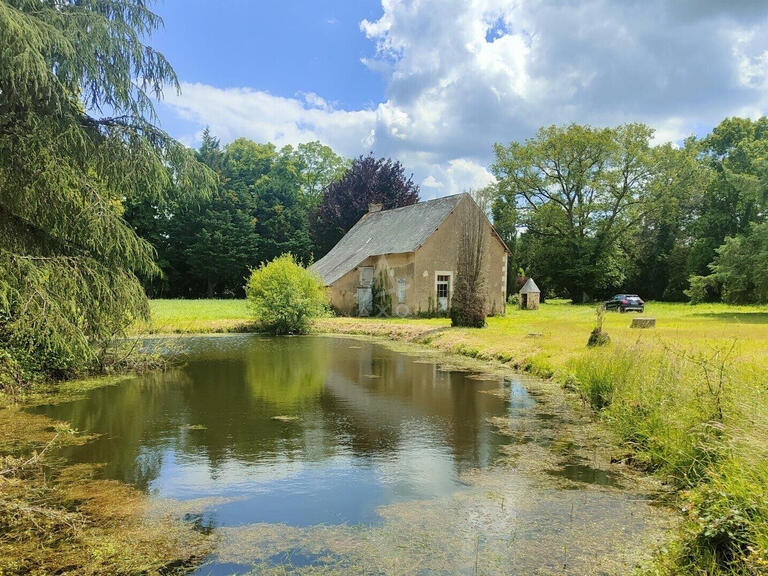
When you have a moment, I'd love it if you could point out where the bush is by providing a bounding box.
[244,255,327,335]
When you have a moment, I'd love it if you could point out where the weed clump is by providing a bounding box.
[587,306,610,347]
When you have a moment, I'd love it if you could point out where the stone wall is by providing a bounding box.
[326,195,508,317]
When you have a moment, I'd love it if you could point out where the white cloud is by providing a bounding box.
[421,175,443,188]
[164,83,376,157]
[162,0,768,195]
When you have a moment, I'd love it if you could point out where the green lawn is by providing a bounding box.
[317,299,768,375]
[142,299,252,333]
[143,298,768,371]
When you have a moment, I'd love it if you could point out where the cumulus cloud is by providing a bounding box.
[162,0,768,194]
[163,84,376,156]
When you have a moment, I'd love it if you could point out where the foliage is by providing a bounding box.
[491,185,519,298]
[293,141,348,208]
[686,274,720,304]
[372,271,393,317]
[311,153,420,257]
[451,196,488,328]
[677,449,768,573]
[0,0,215,382]
[493,123,667,302]
[688,117,768,278]
[124,133,339,297]
[245,254,327,335]
[490,118,768,305]
[564,338,768,575]
[693,222,768,304]
[623,139,708,301]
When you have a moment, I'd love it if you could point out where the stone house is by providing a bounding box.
[311,193,509,317]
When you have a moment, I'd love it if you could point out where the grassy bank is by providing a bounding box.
[143,298,768,372]
[141,298,768,574]
[318,302,768,575]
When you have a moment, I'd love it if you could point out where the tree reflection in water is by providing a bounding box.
[32,336,512,522]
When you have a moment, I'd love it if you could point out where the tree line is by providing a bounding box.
[128,116,768,306]
[491,118,768,304]
[124,130,420,298]
[3,0,767,385]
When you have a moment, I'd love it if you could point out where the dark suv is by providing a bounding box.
[605,294,644,313]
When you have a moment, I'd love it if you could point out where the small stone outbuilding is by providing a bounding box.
[311,193,509,317]
[519,278,540,310]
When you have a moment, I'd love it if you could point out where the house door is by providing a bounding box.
[521,293,528,309]
[358,266,374,317]
[436,273,451,312]
[357,287,372,316]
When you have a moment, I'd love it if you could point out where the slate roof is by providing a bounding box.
[311,194,466,286]
[519,278,540,294]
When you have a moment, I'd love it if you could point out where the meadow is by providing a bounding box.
[143,298,768,574]
[141,299,253,333]
[145,298,768,375]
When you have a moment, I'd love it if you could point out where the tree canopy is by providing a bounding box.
[311,154,421,258]
[491,118,768,303]
[124,133,348,297]
[493,124,667,301]
[0,0,214,380]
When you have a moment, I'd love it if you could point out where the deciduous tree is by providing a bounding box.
[492,123,664,301]
[451,195,489,327]
[311,154,420,257]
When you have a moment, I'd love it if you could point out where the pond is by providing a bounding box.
[33,335,667,575]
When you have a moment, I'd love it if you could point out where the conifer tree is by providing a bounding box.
[0,0,214,381]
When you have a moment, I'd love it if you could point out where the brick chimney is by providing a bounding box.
[368,202,383,213]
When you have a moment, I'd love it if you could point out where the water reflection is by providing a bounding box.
[33,335,516,526]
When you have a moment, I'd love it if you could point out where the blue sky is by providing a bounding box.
[150,0,768,197]
[152,1,384,140]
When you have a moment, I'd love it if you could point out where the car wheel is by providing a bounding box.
[619,307,626,313]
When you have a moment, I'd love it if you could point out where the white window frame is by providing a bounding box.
[397,278,407,304]
[434,271,453,304]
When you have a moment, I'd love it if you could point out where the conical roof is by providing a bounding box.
[519,278,540,294]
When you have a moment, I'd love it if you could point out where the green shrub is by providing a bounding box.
[244,255,327,335]
[686,274,720,304]
[683,460,767,570]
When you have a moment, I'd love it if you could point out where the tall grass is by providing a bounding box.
[567,342,768,574]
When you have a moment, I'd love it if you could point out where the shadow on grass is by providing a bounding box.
[691,312,768,324]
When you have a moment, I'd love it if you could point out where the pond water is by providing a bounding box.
[33,335,667,575]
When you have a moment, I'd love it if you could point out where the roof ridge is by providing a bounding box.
[370,192,466,216]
